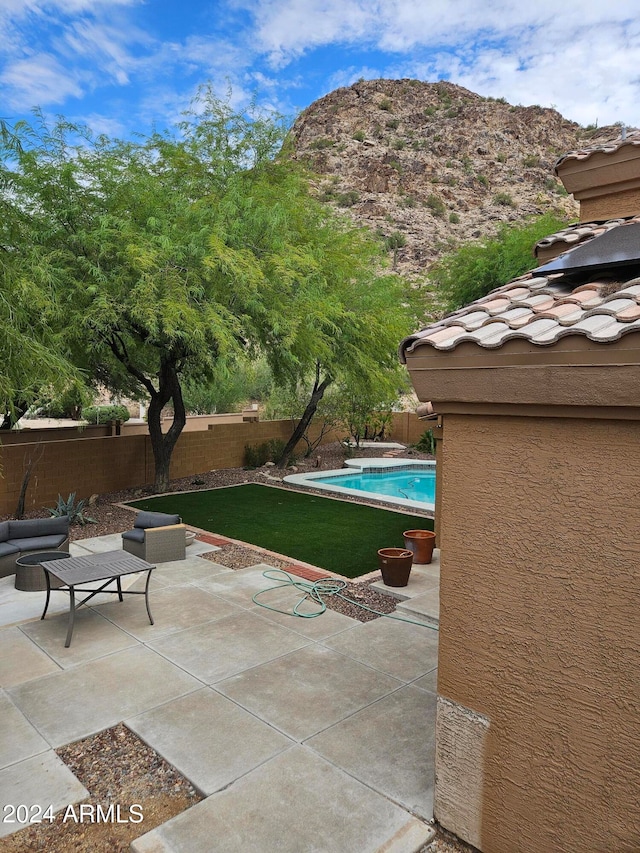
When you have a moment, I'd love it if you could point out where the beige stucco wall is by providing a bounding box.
[436,412,640,853]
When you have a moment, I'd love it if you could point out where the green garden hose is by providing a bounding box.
[252,569,439,631]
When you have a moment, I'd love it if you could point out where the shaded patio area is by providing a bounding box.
[1,533,439,852]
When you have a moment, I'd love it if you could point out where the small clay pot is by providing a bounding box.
[403,529,436,564]
[377,547,413,587]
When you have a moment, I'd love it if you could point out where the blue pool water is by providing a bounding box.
[315,468,436,504]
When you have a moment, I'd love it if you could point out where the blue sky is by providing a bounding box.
[1,0,638,138]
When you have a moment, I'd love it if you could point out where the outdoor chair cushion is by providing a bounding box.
[0,542,19,558]
[122,529,146,543]
[6,534,68,551]
[133,511,181,530]
[0,521,9,542]
[8,516,70,539]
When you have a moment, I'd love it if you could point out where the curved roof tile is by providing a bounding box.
[554,130,640,172]
[399,269,640,361]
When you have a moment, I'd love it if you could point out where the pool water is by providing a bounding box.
[315,468,436,503]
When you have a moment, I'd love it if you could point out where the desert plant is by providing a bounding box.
[493,192,515,207]
[426,194,446,218]
[415,429,436,455]
[523,154,541,168]
[386,118,400,129]
[47,492,97,525]
[336,190,360,207]
[379,98,392,111]
[352,130,365,142]
[310,137,335,150]
[244,439,287,468]
[449,212,460,224]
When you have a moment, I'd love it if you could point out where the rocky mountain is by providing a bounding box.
[289,79,621,279]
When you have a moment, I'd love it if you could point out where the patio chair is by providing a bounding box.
[121,510,186,563]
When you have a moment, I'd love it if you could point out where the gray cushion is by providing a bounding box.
[0,541,19,557]
[122,529,145,543]
[6,535,68,551]
[134,511,180,530]
[8,516,69,539]
[0,521,9,543]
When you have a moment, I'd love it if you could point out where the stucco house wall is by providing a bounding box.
[435,412,640,852]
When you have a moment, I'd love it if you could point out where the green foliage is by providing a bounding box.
[384,231,407,251]
[37,383,95,420]
[415,429,436,455]
[386,118,400,129]
[476,174,489,187]
[82,404,130,424]
[392,139,406,150]
[47,492,97,526]
[523,154,541,168]
[352,130,365,142]
[182,356,272,414]
[379,98,392,111]
[310,137,335,149]
[449,212,460,224]
[244,439,286,468]
[426,194,446,217]
[496,152,507,164]
[336,190,360,207]
[430,213,570,312]
[424,106,437,117]
[493,191,515,207]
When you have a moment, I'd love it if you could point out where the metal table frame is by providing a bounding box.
[40,550,156,647]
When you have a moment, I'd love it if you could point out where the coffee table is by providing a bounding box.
[40,550,156,647]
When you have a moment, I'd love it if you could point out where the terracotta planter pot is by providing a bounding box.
[377,547,413,587]
[403,529,436,564]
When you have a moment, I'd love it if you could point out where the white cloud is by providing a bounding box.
[0,53,83,107]
[242,0,640,125]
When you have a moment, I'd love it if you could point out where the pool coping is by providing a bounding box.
[283,458,436,512]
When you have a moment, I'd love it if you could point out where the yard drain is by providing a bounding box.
[252,569,438,630]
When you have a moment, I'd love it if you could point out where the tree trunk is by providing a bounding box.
[276,365,332,468]
[146,357,187,493]
[0,397,30,430]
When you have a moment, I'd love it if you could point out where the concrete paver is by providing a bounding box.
[20,607,137,668]
[130,746,434,853]
[127,687,293,795]
[307,684,437,819]
[413,667,438,695]
[0,627,61,687]
[95,583,240,640]
[0,751,89,838]
[147,610,310,684]
[216,644,402,741]
[322,616,439,682]
[0,691,49,769]
[191,564,289,608]
[8,645,201,748]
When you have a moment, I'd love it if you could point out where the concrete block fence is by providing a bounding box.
[0,413,426,516]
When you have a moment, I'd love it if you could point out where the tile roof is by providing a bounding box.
[400,272,640,358]
[534,215,640,258]
[555,130,640,172]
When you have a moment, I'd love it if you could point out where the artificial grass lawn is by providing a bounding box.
[129,484,434,579]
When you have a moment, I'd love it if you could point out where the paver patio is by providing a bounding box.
[0,534,438,851]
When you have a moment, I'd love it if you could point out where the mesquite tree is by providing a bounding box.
[1,93,413,489]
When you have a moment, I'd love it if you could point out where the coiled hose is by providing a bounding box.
[252,569,438,631]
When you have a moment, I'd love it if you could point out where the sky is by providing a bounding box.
[1,0,638,139]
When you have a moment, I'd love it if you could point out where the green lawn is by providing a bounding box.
[129,484,434,579]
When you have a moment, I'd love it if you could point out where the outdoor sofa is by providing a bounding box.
[0,515,70,579]
[121,510,186,563]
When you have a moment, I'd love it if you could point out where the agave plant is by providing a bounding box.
[47,492,97,526]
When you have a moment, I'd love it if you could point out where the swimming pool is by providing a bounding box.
[283,459,435,512]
